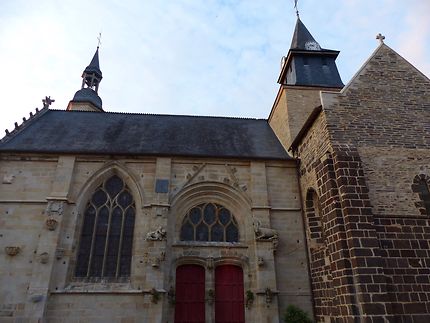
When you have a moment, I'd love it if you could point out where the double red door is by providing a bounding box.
[175,264,244,323]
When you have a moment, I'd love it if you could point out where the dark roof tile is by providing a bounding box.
[0,110,291,160]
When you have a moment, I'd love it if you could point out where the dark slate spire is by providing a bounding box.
[290,18,321,51]
[68,47,104,111]
[84,47,102,79]
[82,47,103,92]
[278,18,343,88]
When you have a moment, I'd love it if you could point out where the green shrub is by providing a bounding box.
[284,305,312,323]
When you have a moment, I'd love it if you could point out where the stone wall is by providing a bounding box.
[269,86,332,151]
[0,154,312,322]
[293,44,430,321]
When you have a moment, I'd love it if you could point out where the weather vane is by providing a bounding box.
[294,0,300,18]
[97,32,102,48]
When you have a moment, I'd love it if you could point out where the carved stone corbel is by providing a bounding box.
[145,226,167,241]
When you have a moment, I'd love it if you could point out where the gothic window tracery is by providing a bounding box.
[75,175,135,279]
[180,203,239,242]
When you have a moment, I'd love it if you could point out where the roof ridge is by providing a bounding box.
[0,107,50,144]
[48,109,268,121]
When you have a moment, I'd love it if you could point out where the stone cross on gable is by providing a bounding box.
[42,96,55,108]
[376,33,385,44]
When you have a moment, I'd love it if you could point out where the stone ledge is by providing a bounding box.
[172,242,248,248]
[51,289,166,295]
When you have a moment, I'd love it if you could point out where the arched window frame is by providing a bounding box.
[305,188,325,244]
[74,174,136,281]
[412,174,430,216]
[180,203,239,243]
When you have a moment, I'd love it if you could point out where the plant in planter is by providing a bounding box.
[245,290,254,308]
[284,304,312,323]
[167,287,175,305]
[150,288,160,304]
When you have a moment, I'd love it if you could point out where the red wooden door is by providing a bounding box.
[175,265,205,323]
[215,265,245,323]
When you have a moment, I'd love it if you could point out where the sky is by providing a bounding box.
[0,0,429,135]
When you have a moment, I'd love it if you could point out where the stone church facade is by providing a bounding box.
[1,18,430,323]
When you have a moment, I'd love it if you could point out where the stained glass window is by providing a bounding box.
[180,203,239,242]
[75,175,135,278]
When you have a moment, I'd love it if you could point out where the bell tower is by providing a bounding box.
[268,17,343,151]
[67,47,104,112]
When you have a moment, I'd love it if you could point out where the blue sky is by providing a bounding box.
[0,0,429,135]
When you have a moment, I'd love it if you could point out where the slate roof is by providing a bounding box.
[72,88,103,110]
[84,47,102,78]
[290,18,321,50]
[278,18,344,88]
[0,110,291,160]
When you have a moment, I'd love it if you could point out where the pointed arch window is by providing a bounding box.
[75,175,136,279]
[180,203,239,242]
[412,174,430,215]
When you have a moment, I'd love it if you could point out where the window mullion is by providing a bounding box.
[86,204,99,278]
[101,197,114,277]
[116,205,127,278]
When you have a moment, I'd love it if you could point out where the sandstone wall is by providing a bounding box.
[0,154,312,322]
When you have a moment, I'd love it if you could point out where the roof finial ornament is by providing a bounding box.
[376,33,385,44]
[97,32,102,49]
[42,96,55,109]
[294,0,300,18]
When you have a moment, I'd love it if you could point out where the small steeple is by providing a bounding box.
[81,47,103,93]
[278,17,343,88]
[290,18,321,51]
[67,47,104,112]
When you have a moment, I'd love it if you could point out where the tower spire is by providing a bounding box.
[67,45,104,112]
[278,18,343,88]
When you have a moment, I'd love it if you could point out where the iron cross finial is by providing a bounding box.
[97,32,102,48]
[376,33,385,44]
[294,0,300,17]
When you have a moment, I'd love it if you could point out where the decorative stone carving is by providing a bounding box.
[55,248,65,259]
[147,251,165,268]
[253,219,279,251]
[145,226,166,241]
[206,257,214,270]
[151,257,161,268]
[207,289,215,305]
[45,217,58,231]
[2,174,15,184]
[253,219,278,241]
[4,246,20,256]
[257,257,264,267]
[39,252,49,264]
[45,201,64,217]
[265,288,273,305]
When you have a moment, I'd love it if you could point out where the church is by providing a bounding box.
[1,16,430,323]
